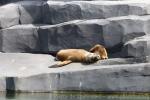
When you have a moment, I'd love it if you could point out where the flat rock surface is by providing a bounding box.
[0,53,146,77]
[0,53,150,92]
[0,53,55,77]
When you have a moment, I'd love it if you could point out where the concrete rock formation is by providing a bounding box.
[0,53,149,92]
[0,0,150,92]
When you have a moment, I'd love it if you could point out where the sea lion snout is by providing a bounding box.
[92,54,100,61]
[87,53,100,63]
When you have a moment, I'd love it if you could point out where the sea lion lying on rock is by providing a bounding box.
[49,44,108,68]
[49,49,100,68]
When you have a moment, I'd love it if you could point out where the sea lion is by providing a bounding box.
[49,49,100,68]
[89,44,108,60]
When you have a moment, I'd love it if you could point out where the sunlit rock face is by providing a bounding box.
[0,3,19,29]
[0,0,150,93]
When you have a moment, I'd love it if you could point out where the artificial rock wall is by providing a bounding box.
[0,0,150,92]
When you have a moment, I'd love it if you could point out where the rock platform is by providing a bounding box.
[0,53,149,92]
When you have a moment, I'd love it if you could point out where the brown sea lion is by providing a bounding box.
[49,49,100,68]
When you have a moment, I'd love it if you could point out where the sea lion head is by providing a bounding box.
[86,53,100,63]
[90,44,108,60]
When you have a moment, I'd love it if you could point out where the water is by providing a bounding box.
[1,92,150,100]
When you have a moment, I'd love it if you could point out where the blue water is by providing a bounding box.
[1,92,150,100]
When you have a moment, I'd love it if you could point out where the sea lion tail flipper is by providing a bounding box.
[49,60,72,68]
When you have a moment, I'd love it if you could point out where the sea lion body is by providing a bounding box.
[57,49,100,63]
[49,44,108,68]
[49,49,100,68]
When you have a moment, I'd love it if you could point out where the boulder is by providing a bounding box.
[39,20,109,51]
[43,1,82,24]
[0,24,40,53]
[122,35,150,58]
[0,3,20,29]
[18,1,44,24]
[105,15,150,47]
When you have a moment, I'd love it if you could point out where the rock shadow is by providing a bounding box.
[5,77,16,99]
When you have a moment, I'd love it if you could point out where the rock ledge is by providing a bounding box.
[0,53,149,92]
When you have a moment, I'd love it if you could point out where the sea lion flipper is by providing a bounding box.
[57,60,72,66]
[49,60,72,68]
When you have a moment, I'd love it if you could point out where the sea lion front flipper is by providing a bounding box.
[49,60,72,68]
[57,60,72,67]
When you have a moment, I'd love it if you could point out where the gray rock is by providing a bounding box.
[0,0,149,5]
[0,24,40,53]
[18,1,44,24]
[1,15,150,55]
[39,20,109,51]
[43,1,150,24]
[1,0,150,93]
[43,2,82,24]
[94,57,148,65]
[0,0,141,5]
[0,0,20,5]
[1,1,150,27]
[122,35,150,58]
[105,15,150,47]
[0,0,46,5]
[0,53,55,77]
[39,15,150,53]
[47,63,150,92]
[0,3,20,29]
[0,53,150,92]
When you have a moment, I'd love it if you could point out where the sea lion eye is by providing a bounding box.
[97,55,100,59]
